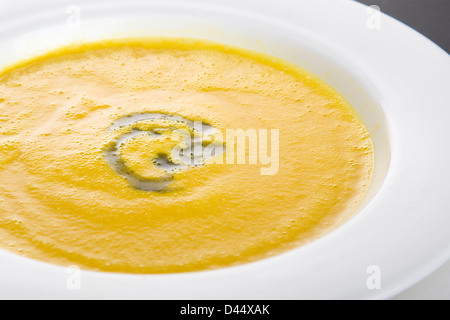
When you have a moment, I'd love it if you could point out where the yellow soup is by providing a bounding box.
[0,38,374,273]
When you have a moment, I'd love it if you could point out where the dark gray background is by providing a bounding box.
[355,0,450,53]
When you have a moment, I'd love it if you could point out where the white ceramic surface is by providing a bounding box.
[0,0,449,299]
[394,259,450,300]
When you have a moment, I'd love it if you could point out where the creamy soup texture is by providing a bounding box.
[0,38,374,273]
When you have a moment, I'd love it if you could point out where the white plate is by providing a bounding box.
[0,0,449,299]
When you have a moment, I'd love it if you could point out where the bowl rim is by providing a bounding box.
[0,0,449,300]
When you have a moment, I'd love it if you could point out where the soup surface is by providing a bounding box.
[0,38,374,273]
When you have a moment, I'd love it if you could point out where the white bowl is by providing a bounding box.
[0,0,449,299]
